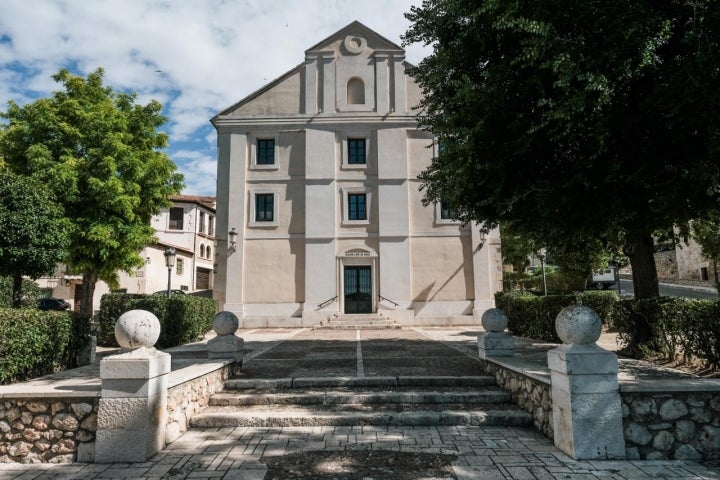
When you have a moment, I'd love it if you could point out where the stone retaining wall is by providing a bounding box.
[0,398,98,464]
[481,360,553,438]
[165,365,232,444]
[0,362,234,464]
[482,356,720,462]
[622,391,720,461]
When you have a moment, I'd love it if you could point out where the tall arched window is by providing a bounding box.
[200,244,205,258]
[206,246,211,259]
[347,77,365,105]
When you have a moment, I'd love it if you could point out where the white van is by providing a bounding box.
[587,267,616,290]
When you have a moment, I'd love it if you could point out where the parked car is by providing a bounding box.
[152,290,186,296]
[586,267,617,290]
[38,298,72,311]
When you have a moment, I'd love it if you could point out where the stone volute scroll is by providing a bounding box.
[547,305,626,460]
[477,308,514,359]
[95,310,171,463]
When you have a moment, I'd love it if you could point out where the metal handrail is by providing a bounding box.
[317,296,337,309]
[379,295,399,307]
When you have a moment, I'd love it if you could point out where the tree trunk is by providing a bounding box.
[11,272,23,308]
[627,233,660,299]
[80,270,98,317]
[623,232,660,355]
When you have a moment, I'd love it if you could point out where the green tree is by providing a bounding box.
[0,68,184,315]
[0,174,68,307]
[690,216,720,288]
[404,1,720,305]
[499,223,536,274]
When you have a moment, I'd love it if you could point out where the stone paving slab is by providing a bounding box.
[2,425,718,479]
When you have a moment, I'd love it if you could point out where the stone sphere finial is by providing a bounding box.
[213,311,239,336]
[115,309,161,349]
[555,305,602,345]
[481,308,508,333]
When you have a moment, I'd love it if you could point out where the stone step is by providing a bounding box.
[315,314,400,330]
[190,404,533,428]
[223,376,498,390]
[316,323,402,329]
[208,389,511,407]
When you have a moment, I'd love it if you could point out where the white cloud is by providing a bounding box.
[0,0,430,195]
[172,149,217,197]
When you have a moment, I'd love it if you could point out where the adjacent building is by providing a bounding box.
[37,195,216,311]
[212,22,502,327]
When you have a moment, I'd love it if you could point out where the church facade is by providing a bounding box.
[212,22,502,327]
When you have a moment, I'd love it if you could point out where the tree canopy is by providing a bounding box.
[690,216,720,286]
[403,0,720,301]
[0,68,184,314]
[0,173,69,307]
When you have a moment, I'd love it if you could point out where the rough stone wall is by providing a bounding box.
[622,392,720,461]
[165,365,232,444]
[654,251,678,280]
[481,361,553,438]
[0,399,98,464]
[675,238,711,282]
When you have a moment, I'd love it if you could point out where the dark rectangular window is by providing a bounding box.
[348,193,367,220]
[255,193,274,222]
[169,207,184,230]
[440,200,456,220]
[257,139,275,165]
[199,212,206,233]
[348,138,366,164]
[208,216,214,236]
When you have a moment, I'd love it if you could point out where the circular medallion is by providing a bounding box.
[343,35,367,54]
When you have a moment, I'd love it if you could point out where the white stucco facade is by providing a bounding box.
[212,22,502,327]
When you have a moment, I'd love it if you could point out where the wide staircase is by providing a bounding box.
[190,375,533,428]
[316,313,401,329]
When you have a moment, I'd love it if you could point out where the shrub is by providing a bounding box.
[0,276,42,308]
[614,297,720,367]
[97,293,216,349]
[0,309,91,384]
[495,290,618,342]
[520,270,587,295]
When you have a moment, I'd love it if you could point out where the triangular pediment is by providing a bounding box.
[213,21,408,121]
[305,21,404,57]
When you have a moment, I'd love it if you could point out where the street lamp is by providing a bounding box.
[538,248,548,297]
[163,247,177,297]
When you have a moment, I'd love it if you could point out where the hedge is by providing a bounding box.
[97,293,217,349]
[495,290,618,342]
[0,309,91,384]
[0,276,41,308]
[614,297,720,367]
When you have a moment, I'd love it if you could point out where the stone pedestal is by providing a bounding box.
[208,311,244,371]
[95,347,170,463]
[94,310,170,463]
[548,305,625,460]
[477,308,514,358]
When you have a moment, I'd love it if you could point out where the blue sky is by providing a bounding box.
[0,0,430,196]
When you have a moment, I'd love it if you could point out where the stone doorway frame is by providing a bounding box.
[337,246,378,314]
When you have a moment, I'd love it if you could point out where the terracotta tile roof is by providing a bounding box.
[169,194,216,210]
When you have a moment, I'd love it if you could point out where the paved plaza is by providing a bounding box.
[2,327,720,479]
